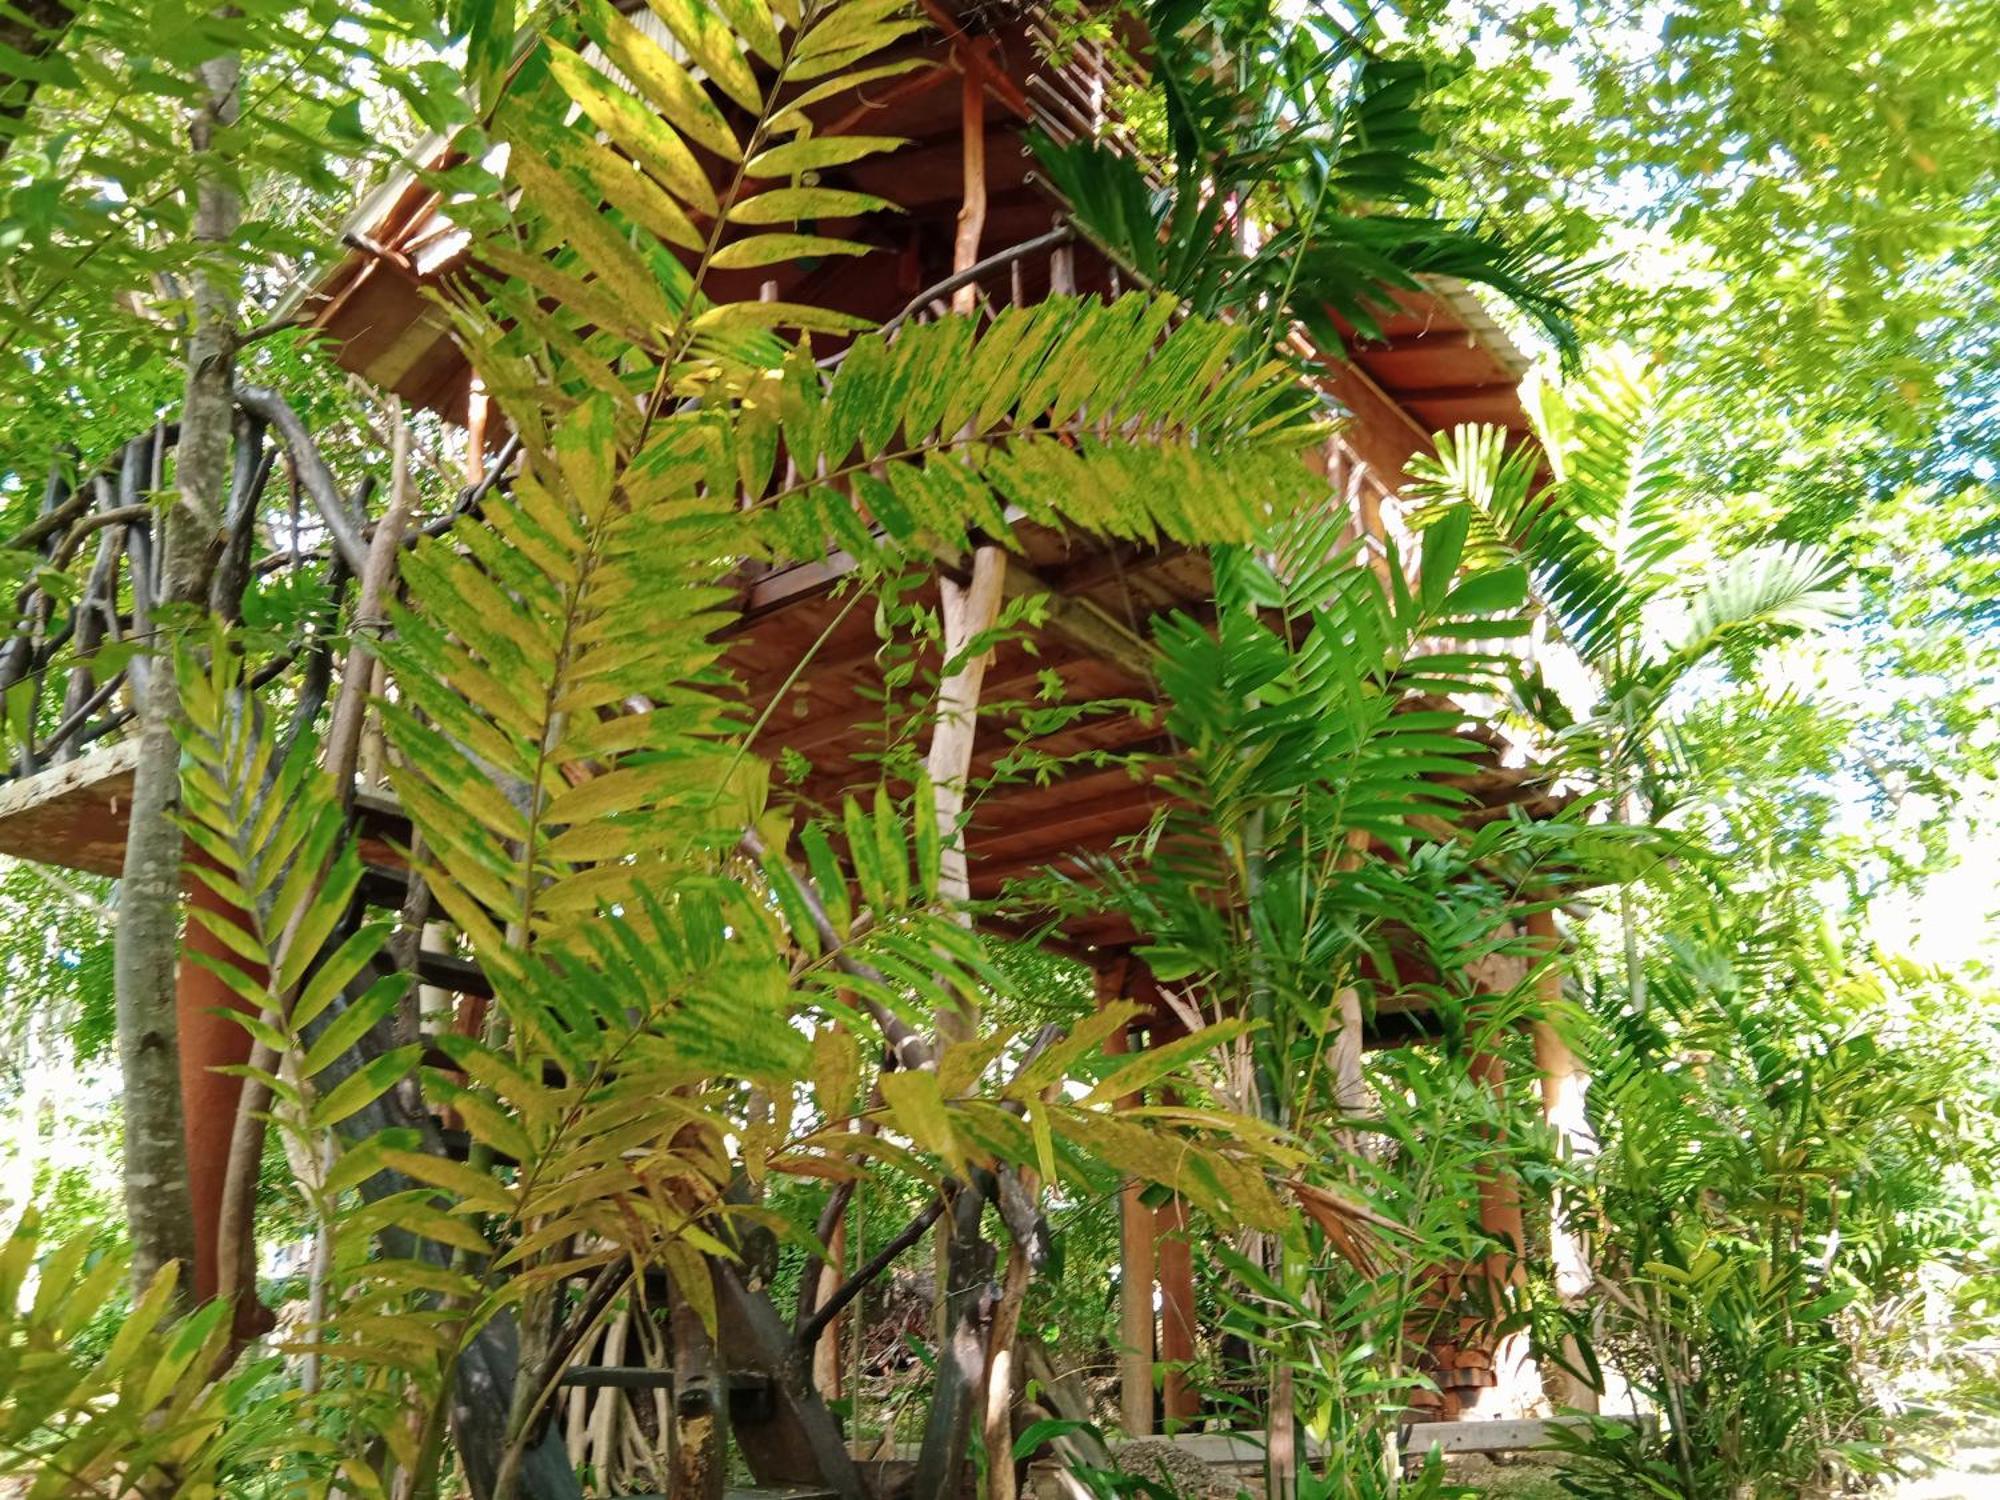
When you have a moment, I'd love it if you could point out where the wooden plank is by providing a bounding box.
[0,738,139,875]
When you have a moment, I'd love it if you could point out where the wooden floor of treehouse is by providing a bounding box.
[0,741,140,877]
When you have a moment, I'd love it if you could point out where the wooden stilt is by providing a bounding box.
[1331,829,1372,1138]
[1528,908,1598,1412]
[177,875,268,1333]
[1101,957,1153,1437]
[915,61,1008,1499]
[950,64,986,317]
[464,372,489,485]
[1156,1196,1198,1425]
[922,547,1005,1037]
[811,1218,845,1400]
[1466,1029,1541,1416]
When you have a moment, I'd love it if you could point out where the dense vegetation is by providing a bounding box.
[0,0,1992,1497]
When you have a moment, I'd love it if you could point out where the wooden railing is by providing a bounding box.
[0,391,513,789]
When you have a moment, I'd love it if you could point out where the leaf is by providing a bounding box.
[641,0,762,112]
[1080,1019,1248,1107]
[299,976,402,1079]
[545,42,720,217]
[711,233,874,270]
[312,1046,422,1129]
[879,1068,962,1173]
[1442,563,1527,618]
[691,300,875,335]
[744,134,905,178]
[377,1149,515,1213]
[728,186,896,224]
[579,0,741,162]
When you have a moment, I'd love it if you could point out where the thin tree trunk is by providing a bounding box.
[981,1237,1031,1500]
[669,1280,728,1500]
[115,42,240,1301]
[0,0,77,162]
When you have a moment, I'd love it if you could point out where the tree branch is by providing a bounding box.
[233,383,371,576]
[797,1195,945,1355]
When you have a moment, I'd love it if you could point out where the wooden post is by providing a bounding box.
[1466,1046,1538,1416]
[913,61,1007,1499]
[1156,1196,1198,1425]
[464,372,489,485]
[1101,957,1153,1437]
[176,875,266,1332]
[811,1219,845,1401]
[1528,907,1598,1412]
[1331,829,1372,1140]
[1464,924,1545,1418]
[950,63,986,317]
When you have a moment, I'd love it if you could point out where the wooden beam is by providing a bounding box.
[1528,907,1598,1413]
[1347,330,1479,355]
[1397,382,1515,406]
[1101,957,1153,1439]
[0,738,139,876]
[1403,1416,1653,1457]
[999,558,1154,685]
[1155,1196,1198,1425]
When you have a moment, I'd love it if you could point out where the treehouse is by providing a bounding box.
[0,0,1600,1492]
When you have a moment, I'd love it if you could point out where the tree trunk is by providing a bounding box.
[0,0,77,161]
[115,45,241,1301]
[914,1183,996,1500]
[669,1277,727,1500]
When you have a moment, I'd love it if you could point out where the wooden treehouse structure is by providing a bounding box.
[0,0,1600,1492]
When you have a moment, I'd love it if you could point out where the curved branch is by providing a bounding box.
[233,383,371,576]
[879,224,1076,337]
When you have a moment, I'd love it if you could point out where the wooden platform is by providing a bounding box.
[0,740,139,876]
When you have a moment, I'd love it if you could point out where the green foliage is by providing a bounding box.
[1555,938,2000,1499]
[1031,0,1582,359]
[0,0,465,490]
[0,1213,236,1497]
[1408,351,1847,782]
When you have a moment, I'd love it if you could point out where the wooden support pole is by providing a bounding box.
[177,874,270,1337]
[811,1218,845,1401]
[923,547,1005,1029]
[1156,1196,1198,1426]
[913,65,1008,1499]
[1331,828,1372,1139]
[1465,923,1544,1420]
[950,63,987,317]
[1101,957,1153,1437]
[464,372,489,485]
[1528,908,1598,1412]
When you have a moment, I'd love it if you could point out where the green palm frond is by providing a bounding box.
[1661,542,1848,674]
[1028,37,1582,358]
[1407,420,1626,670]
[1107,504,1530,998]
[1539,353,1686,661]
[379,394,757,986]
[457,0,918,404]
[754,293,1325,565]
